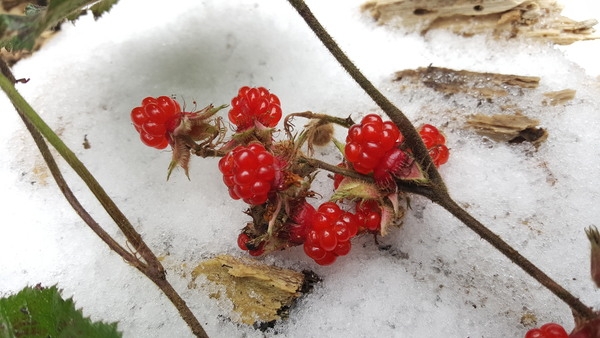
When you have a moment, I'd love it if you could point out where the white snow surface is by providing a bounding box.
[1,0,600,337]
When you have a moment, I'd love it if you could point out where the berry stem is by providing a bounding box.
[0,65,210,338]
[285,111,355,153]
[287,0,595,321]
[299,156,433,196]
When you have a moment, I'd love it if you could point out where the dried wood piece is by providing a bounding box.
[542,89,576,106]
[362,0,598,44]
[466,113,548,145]
[394,66,540,99]
[190,254,319,328]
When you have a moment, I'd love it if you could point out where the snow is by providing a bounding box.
[1,0,600,337]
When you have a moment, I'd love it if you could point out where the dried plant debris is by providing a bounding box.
[190,254,320,329]
[542,89,576,106]
[393,66,561,146]
[466,113,548,145]
[362,0,598,44]
[394,66,540,99]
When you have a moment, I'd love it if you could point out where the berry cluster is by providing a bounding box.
[228,86,282,131]
[524,323,569,338]
[303,202,359,265]
[218,143,282,205]
[418,124,449,167]
[130,88,450,267]
[131,96,182,149]
[344,114,403,175]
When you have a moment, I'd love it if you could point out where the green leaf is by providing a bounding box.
[0,0,117,51]
[0,285,121,338]
[90,0,119,20]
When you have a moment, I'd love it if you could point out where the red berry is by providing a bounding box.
[218,143,282,205]
[237,233,251,250]
[228,86,282,131]
[344,114,403,175]
[303,202,359,265]
[428,144,450,167]
[345,115,413,187]
[524,323,569,338]
[237,232,265,256]
[286,201,316,244]
[372,148,412,188]
[131,96,182,149]
[355,200,382,232]
[417,124,450,167]
[418,124,445,148]
[314,252,337,266]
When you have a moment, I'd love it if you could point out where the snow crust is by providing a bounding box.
[1,0,600,337]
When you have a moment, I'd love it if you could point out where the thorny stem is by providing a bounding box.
[0,66,210,337]
[287,0,595,321]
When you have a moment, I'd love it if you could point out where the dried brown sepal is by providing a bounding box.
[167,104,227,179]
[190,254,318,327]
[304,119,335,154]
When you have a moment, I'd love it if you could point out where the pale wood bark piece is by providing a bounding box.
[542,89,576,106]
[466,113,548,145]
[362,0,598,44]
[190,254,317,327]
[394,66,540,99]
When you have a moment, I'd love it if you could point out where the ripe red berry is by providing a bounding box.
[228,86,282,131]
[237,233,265,256]
[218,143,282,205]
[344,114,403,175]
[524,323,569,338]
[417,124,449,167]
[303,202,359,265]
[355,200,382,232]
[131,96,182,149]
[286,201,316,244]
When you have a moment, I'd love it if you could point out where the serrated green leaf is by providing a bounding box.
[91,0,119,20]
[0,285,121,338]
[0,0,100,51]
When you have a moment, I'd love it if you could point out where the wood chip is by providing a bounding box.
[542,89,576,106]
[362,0,598,44]
[190,254,319,328]
[466,113,548,145]
[394,66,540,99]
